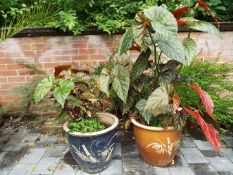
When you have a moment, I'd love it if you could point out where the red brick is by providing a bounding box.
[42,63,62,68]
[18,69,30,76]
[53,56,71,62]
[89,55,107,60]
[0,52,5,57]
[60,49,77,55]
[73,43,88,48]
[5,52,22,57]
[0,70,17,76]
[0,77,7,82]
[0,59,15,64]
[0,65,6,69]
[0,83,18,89]
[20,44,32,50]
[0,101,8,106]
[71,55,89,61]
[3,95,18,101]
[0,89,10,95]
[79,49,98,55]
[8,76,25,82]
[23,50,37,57]
[6,64,24,70]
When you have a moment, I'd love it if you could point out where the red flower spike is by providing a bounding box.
[173,6,190,19]
[183,106,222,154]
[176,20,187,25]
[189,85,215,120]
[129,42,141,52]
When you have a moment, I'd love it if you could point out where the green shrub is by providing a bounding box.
[68,117,106,133]
[1,0,232,35]
[176,61,233,130]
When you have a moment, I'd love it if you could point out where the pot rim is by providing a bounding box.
[131,117,175,131]
[63,112,118,137]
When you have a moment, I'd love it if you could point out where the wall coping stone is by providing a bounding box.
[4,22,233,38]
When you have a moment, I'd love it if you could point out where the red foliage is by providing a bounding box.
[129,42,141,52]
[176,20,187,25]
[197,0,220,28]
[173,6,190,19]
[54,65,71,77]
[189,85,215,120]
[173,94,181,113]
[183,106,222,154]
[198,0,211,13]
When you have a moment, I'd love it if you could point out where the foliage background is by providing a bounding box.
[0,0,232,35]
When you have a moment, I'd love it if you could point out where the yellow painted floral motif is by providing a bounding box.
[146,137,180,156]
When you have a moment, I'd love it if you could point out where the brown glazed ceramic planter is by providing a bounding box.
[131,118,181,166]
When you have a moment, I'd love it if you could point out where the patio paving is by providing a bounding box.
[0,122,233,175]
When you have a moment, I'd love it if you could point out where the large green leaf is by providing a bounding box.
[119,27,134,55]
[144,6,177,37]
[99,68,110,96]
[183,38,197,65]
[54,79,75,108]
[34,75,55,103]
[187,21,221,38]
[155,33,185,63]
[145,84,173,112]
[112,64,130,103]
[136,99,153,124]
[130,48,151,82]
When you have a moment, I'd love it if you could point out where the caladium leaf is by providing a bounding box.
[130,48,151,82]
[183,106,222,154]
[155,33,185,63]
[187,21,221,38]
[99,68,110,96]
[183,37,197,65]
[173,6,190,19]
[144,6,177,37]
[119,27,134,55]
[34,75,55,103]
[112,64,130,103]
[136,99,153,124]
[54,79,75,108]
[189,85,215,120]
[145,84,173,112]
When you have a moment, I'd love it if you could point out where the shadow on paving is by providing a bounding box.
[0,146,28,169]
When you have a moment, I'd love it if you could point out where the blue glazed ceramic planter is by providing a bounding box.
[63,113,118,174]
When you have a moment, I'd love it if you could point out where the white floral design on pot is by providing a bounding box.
[146,137,180,156]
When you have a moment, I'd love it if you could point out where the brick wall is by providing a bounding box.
[0,31,232,106]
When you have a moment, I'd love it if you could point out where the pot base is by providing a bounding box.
[131,118,181,166]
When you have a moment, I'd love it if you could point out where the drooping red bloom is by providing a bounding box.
[173,6,190,19]
[183,106,222,154]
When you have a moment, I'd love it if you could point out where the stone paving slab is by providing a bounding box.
[1,125,233,175]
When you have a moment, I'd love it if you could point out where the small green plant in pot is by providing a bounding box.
[98,2,223,166]
[34,65,118,173]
